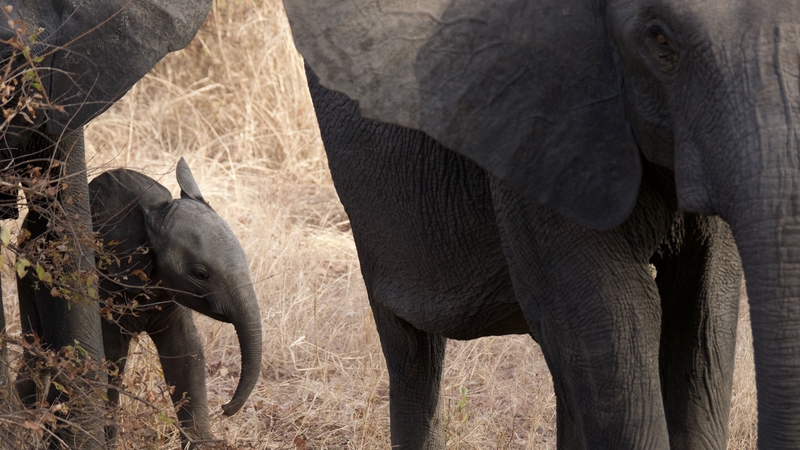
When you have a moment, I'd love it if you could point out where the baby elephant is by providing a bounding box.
[16,158,262,446]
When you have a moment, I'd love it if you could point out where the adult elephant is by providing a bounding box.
[283,0,800,448]
[304,68,742,449]
[0,1,212,447]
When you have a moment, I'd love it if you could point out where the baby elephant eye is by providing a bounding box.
[191,266,210,280]
[656,34,668,45]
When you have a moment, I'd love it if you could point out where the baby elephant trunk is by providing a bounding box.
[221,286,263,416]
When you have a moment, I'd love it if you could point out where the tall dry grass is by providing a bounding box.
[1,0,757,447]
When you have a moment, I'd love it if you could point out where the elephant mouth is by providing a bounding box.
[177,297,232,324]
[195,304,231,324]
[203,310,231,323]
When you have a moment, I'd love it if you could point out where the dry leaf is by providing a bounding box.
[132,269,148,281]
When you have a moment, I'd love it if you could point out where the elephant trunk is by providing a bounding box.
[713,36,800,446]
[669,25,800,447]
[727,214,800,449]
[220,284,263,416]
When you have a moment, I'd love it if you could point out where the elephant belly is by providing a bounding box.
[326,120,531,338]
[353,189,531,340]
[373,273,530,340]
[311,71,533,340]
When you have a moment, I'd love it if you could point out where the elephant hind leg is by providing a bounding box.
[101,318,132,445]
[653,214,742,450]
[370,298,447,450]
[15,221,46,408]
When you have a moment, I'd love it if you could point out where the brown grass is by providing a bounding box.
[1,0,757,447]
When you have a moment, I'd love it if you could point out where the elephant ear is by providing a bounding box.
[285,0,640,230]
[176,157,207,204]
[89,169,172,295]
[0,0,211,139]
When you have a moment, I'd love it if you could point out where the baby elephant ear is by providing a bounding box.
[176,158,206,203]
[286,0,640,230]
[89,169,173,291]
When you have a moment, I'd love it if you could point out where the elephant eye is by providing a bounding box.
[648,26,671,48]
[191,265,210,280]
[645,23,679,74]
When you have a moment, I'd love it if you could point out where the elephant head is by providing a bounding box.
[285,0,800,446]
[90,158,262,416]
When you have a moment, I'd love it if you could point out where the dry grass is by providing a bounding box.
[1,0,758,447]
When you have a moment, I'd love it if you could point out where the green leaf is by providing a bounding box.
[0,226,9,247]
[458,385,468,423]
[15,258,30,278]
[74,343,88,357]
[28,27,44,43]
[36,264,52,284]
[157,412,174,425]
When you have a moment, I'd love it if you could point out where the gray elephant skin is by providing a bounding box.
[17,159,262,447]
[282,0,800,449]
[0,1,213,447]
[304,68,742,450]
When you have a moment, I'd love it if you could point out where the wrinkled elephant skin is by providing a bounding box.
[280,0,800,448]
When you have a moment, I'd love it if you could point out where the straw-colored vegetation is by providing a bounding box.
[1,0,758,447]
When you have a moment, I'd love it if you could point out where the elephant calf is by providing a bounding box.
[16,158,262,447]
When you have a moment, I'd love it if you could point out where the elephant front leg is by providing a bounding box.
[148,305,211,448]
[491,178,673,450]
[652,214,742,450]
[536,266,668,449]
[18,129,106,449]
[369,298,447,450]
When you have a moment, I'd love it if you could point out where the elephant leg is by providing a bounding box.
[554,388,582,449]
[490,173,674,450]
[20,129,106,449]
[101,317,132,445]
[15,268,43,406]
[0,264,5,388]
[32,130,104,357]
[368,297,447,450]
[147,305,211,447]
[652,214,742,450]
